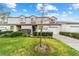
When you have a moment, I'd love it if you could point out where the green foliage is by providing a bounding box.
[33,32,53,37]
[0,31,13,34]
[9,32,27,37]
[60,32,70,36]
[0,37,79,56]
[60,32,79,39]
[0,31,28,37]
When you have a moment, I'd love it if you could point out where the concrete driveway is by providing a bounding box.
[53,35,79,51]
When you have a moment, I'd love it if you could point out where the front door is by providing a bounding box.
[32,25,37,32]
[17,25,21,31]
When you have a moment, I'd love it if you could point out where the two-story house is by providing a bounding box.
[0,15,79,35]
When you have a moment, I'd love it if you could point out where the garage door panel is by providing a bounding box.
[70,28,79,32]
[48,26,60,34]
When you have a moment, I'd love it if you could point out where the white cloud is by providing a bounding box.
[37,3,43,10]
[61,11,72,17]
[69,7,73,10]
[62,11,66,14]
[45,4,58,11]
[62,11,67,17]
[23,9,27,12]
[62,14,67,17]
[12,9,17,12]
[45,13,59,17]
[72,3,79,9]
[68,11,72,14]
[36,4,58,11]
[5,0,16,9]
[25,14,29,16]
[5,2,17,13]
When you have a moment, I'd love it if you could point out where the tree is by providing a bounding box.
[39,4,45,47]
[0,4,10,23]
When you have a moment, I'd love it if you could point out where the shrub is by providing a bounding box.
[33,32,53,37]
[60,32,79,39]
[0,31,13,35]
[0,31,28,37]
[9,32,27,37]
[60,32,70,36]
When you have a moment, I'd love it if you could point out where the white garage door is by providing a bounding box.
[48,26,60,35]
[70,27,79,32]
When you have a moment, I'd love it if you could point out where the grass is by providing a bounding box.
[0,37,79,56]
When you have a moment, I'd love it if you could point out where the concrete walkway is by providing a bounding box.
[53,35,79,51]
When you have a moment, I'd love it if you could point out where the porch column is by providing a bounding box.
[13,26,18,32]
[31,26,33,36]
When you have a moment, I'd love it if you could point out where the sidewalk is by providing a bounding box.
[53,35,79,51]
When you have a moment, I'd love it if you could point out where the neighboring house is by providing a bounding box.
[0,15,79,35]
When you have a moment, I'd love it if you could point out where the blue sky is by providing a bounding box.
[1,3,79,21]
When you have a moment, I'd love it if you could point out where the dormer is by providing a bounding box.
[30,15,36,24]
[19,15,25,19]
[19,15,26,24]
[30,15,36,20]
[50,16,57,23]
[51,16,57,21]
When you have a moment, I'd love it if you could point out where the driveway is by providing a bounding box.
[53,35,79,51]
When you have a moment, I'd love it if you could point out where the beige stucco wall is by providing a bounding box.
[1,16,79,34]
[8,18,20,24]
[8,17,31,24]
[21,26,32,29]
[36,18,50,24]
[25,18,31,24]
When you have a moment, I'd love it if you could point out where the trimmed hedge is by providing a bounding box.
[60,32,71,36]
[0,31,13,35]
[33,32,53,37]
[0,31,28,37]
[60,32,79,39]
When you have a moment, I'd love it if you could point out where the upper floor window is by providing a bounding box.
[31,15,36,24]
[50,16,57,23]
[10,26,14,31]
[20,18,24,22]
[20,15,26,24]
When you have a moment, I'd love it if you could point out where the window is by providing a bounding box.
[43,27,48,30]
[50,21,55,24]
[20,18,25,24]
[20,18,23,21]
[31,18,36,24]
[43,26,48,30]
[10,26,14,31]
[49,26,58,28]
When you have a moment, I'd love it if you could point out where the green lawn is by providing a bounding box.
[0,37,79,56]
